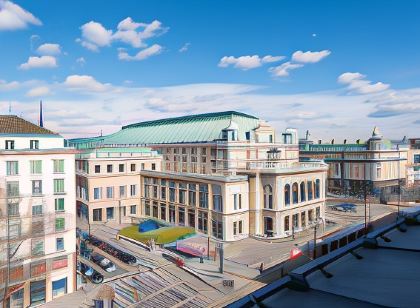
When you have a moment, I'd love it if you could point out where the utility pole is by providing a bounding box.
[313,222,317,259]
[364,181,367,234]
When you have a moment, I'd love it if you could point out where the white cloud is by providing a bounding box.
[76,57,86,66]
[26,86,50,97]
[64,75,110,92]
[179,43,190,53]
[19,56,57,70]
[292,50,331,63]
[0,0,42,30]
[338,72,390,94]
[218,55,284,70]
[37,43,61,55]
[118,44,163,61]
[78,18,168,52]
[269,61,304,77]
[0,80,20,91]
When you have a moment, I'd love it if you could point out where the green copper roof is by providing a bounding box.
[69,111,260,149]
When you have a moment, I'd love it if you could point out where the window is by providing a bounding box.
[376,163,382,178]
[119,164,124,172]
[107,164,113,173]
[307,181,313,200]
[30,140,39,149]
[32,239,44,256]
[52,256,68,270]
[53,160,64,173]
[106,187,114,198]
[54,179,65,194]
[179,183,187,204]
[130,184,137,196]
[161,180,167,200]
[52,278,67,299]
[6,161,19,175]
[292,182,299,204]
[284,184,290,205]
[233,221,237,235]
[264,185,273,209]
[198,211,208,233]
[234,194,242,210]
[315,179,321,199]
[106,207,114,220]
[30,160,42,174]
[56,238,64,251]
[301,212,306,228]
[188,184,196,206]
[95,165,100,173]
[141,163,145,170]
[30,279,46,306]
[8,203,19,216]
[120,185,126,198]
[55,218,65,231]
[212,184,223,212]
[144,201,151,216]
[212,218,223,239]
[284,216,290,231]
[300,182,306,202]
[6,181,19,197]
[316,207,320,219]
[169,181,176,202]
[94,187,102,200]
[55,198,64,212]
[93,209,102,221]
[160,204,166,220]
[32,180,42,195]
[131,163,136,171]
[130,205,136,214]
[169,205,176,223]
[239,220,243,234]
[199,184,208,208]
[5,140,15,150]
[32,204,43,216]
[178,207,185,225]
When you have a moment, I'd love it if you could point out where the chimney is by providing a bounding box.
[344,139,347,144]
[318,139,322,144]
[331,139,335,145]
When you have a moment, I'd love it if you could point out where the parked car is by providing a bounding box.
[91,254,116,272]
[330,203,357,213]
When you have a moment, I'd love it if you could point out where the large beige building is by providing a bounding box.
[0,116,77,307]
[70,111,327,241]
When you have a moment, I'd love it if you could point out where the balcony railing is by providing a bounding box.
[246,161,328,172]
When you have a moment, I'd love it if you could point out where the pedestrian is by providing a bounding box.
[259,262,264,274]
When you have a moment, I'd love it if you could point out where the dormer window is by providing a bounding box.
[30,140,39,150]
[5,140,14,150]
[222,120,239,141]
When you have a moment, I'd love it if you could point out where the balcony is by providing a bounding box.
[246,161,328,173]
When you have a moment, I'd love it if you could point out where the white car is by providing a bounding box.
[91,254,116,272]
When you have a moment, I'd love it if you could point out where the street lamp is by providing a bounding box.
[313,217,324,259]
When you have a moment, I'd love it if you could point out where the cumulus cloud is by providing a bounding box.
[269,61,304,77]
[77,17,167,53]
[179,42,190,53]
[118,44,163,61]
[36,43,61,55]
[64,75,110,92]
[338,72,390,94]
[76,57,86,66]
[19,55,57,70]
[0,80,20,91]
[292,50,331,63]
[0,0,42,30]
[218,55,284,70]
[26,86,50,97]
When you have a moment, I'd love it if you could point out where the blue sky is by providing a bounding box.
[1,0,419,139]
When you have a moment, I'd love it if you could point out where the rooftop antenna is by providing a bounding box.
[100,129,103,137]
[8,102,12,114]
[39,100,44,127]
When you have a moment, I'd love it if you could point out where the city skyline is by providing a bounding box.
[1,0,420,140]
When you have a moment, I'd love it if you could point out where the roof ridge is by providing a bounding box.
[122,111,258,130]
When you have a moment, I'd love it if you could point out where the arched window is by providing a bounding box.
[292,183,299,204]
[300,182,306,202]
[264,185,273,209]
[307,181,313,200]
[315,179,320,199]
[284,184,290,206]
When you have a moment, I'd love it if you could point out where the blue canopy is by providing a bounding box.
[139,219,160,233]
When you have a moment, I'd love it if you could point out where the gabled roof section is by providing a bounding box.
[0,115,58,135]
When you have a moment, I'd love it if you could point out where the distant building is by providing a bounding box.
[408,138,420,184]
[69,111,328,241]
[300,127,408,198]
[0,115,77,306]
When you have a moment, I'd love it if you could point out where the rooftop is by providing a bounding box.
[0,115,58,136]
[68,111,261,148]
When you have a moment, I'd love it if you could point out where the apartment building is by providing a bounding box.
[0,115,77,307]
[69,111,327,241]
[300,127,408,198]
[75,147,162,226]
